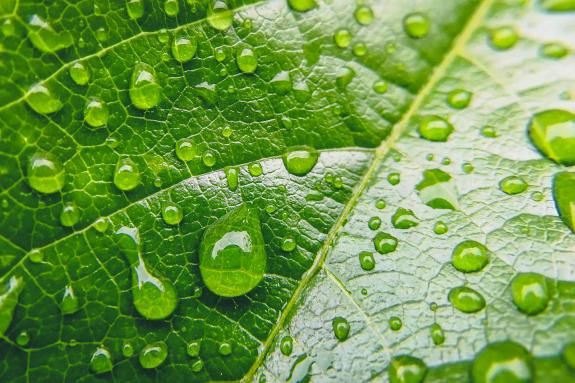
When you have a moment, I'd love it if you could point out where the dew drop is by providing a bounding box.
[164,0,179,16]
[202,150,216,167]
[553,171,575,232]
[489,26,518,50]
[352,42,367,56]
[447,89,472,109]
[430,323,445,346]
[282,146,319,176]
[84,98,109,128]
[248,162,263,177]
[90,346,113,374]
[376,199,386,209]
[481,125,497,138]
[162,202,183,225]
[236,47,257,73]
[373,232,398,254]
[287,0,317,12]
[293,81,311,102]
[448,286,486,313]
[94,217,110,233]
[280,336,293,356]
[187,341,200,357]
[26,83,63,114]
[130,62,161,110]
[433,221,448,235]
[387,172,400,185]
[224,167,239,191]
[452,240,489,273]
[540,42,569,59]
[95,27,108,42]
[69,62,91,86]
[389,355,427,383]
[499,176,528,195]
[2,19,16,37]
[511,273,549,315]
[373,80,388,94]
[418,116,454,142]
[27,14,73,53]
[281,237,297,252]
[175,138,196,162]
[270,71,292,95]
[139,341,168,369]
[60,284,80,315]
[122,342,135,357]
[16,331,30,346]
[214,47,226,61]
[113,158,140,191]
[368,216,381,230]
[0,276,24,337]
[416,169,458,210]
[127,0,145,19]
[389,316,402,331]
[403,12,430,39]
[462,162,474,174]
[219,342,232,356]
[171,35,197,63]
[191,359,204,372]
[354,5,374,25]
[28,249,43,263]
[359,251,375,271]
[207,0,233,31]
[391,208,418,229]
[332,317,350,341]
[27,152,65,194]
[527,109,575,165]
[471,341,533,383]
[334,29,351,48]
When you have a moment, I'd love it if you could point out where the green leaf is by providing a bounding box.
[0,0,574,382]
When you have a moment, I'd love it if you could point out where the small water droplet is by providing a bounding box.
[28,249,43,263]
[84,98,109,128]
[462,162,474,174]
[511,273,549,315]
[434,221,448,235]
[236,47,257,73]
[27,14,73,53]
[207,0,233,31]
[69,62,90,86]
[171,35,197,63]
[368,216,381,230]
[202,150,216,167]
[452,240,489,273]
[375,199,386,209]
[283,146,319,176]
[293,80,311,102]
[16,331,30,346]
[418,116,454,142]
[175,138,196,162]
[95,27,108,42]
[540,42,569,59]
[26,83,63,114]
[527,109,575,165]
[248,162,263,177]
[334,29,351,48]
[127,0,145,19]
[94,217,110,233]
[389,355,427,383]
[389,316,402,331]
[164,0,179,16]
[191,359,204,372]
[2,19,16,37]
[187,341,200,357]
[214,47,226,61]
[162,202,183,225]
[122,342,134,357]
[60,284,80,315]
[270,71,291,95]
[447,89,472,109]
[373,232,398,254]
[130,62,161,110]
[281,237,297,252]
[481,125,497,138]
[387,172,400,185]
[280,336,293,356]
[391,207,418,229]
[139,341,168,369]
[352,42,367,56]
[90,346,113,374]
[448,286,486,313]
[113,157,140,191]
[332,317,350,341]
[0,277,24,337]
[403,12,430,39]
[27,152,65,194]
[416,169,458,210]
[354,5,374,25]
[218,342,232,356]
[489,26,518,50]
[472,341,533,383]
[359,251,375,271]
[373,80,388,94]
[499,176,528,195]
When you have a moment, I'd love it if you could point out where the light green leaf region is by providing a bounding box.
[0,0,574,382]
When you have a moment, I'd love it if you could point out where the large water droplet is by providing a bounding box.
[511,273,549,316]
[84,98,109,127]
[418,116,454,142]
[115,227,178,320]
[27,14,73,53]
[280,336,293,356]
[199,205,267,297]
[0,276,24,337]
[553,172,575,233]
[90,346,113,374]
[471,341,533,383]
[175,138,196,162]
[489,26,518,50]
[452,240,489,273]
[207,0,233,31]
[25,83,63,114]
[139,341,168,369]
[389,316,402,331]
[130,62,161,110]
[282,146,319,176]
[287,0,317,12]
[499,176,528,195]
[236,47,257,73]
[373,232,398,254]
[332,317,350,341]
[416,169,458,210]
[171,35,197,63]
[27,152,65,194]
[403,13,430,39]
[527,109,575,165]
[127,0,145,19]
[388,355,427,383]
[114,158,140,191]
[391,208,418,229]
[69,62,91,86]
[448,286,486,313]
[60,284,80,315]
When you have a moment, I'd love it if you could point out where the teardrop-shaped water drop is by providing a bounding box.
[26,83,63,114]
[0,276,24,337]
[27,14,73,53]
[27,152,65,194]
[115,227,178,320]
[332,316,350,341]
[282,146,319,176]
[391,208,418,229]
[60,284,80,315]
[373,232,398,254]
[471,341,533,383]
[418,116,453,142]
[511,273,549,316]
[447,89,472,109]
[171,35,197,63]
[127,0,145,19]
[237,47,257,73]
[139,341,168,369]
[452,240,489,273]
[84,98,109,127]
[69,62,91,85]
[359,251,375,271]
[130,62,161,110]
[403,12,430,39]
[199,205,267,297]
[114,158,140,191]
[388,355,427,383]
[280,336,293,356]
[448,286,486,313]
[287,0,317,12]
[224,167,239,191]
[430,323,445,346]
[527,109,575,165]
[553,172,575,232]
[416,169,458,210]
[90,346,113,374]
[207,0,233,31]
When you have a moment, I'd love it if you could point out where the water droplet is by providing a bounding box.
[219,342,232,356]
[389,316,402,331]
[403,12,430,39]
[447,89,472,109]
[434,221,448,235]
[127,0,145,19]
[373,232,398,254]
[187,341,200,357]
[90,346,113,374]
[214,47,226,61]
[171,36,197,63]
[359,251,375,271]
[16,331,30,346]
[472,341,533,383]
[28,249,43,263]
[376,199,386,209]
[114,158,140,191]
[2,19,16,36]
[527,109,575,165]
[553,172,575,232]
[199,205,267,297]
[0,276,24,337]
[207,0,233,31]
[354,5,374,25]
[27,152,65,194]
[489,26,518,50]
[236,47,257,73]
[540,42,569,59]
[481,125,497,138]
[334,29,351,48]
[224,167,239,191]
[418,116,454,142]
[84,98,109,128]
[448,286,486,313]
[531,191,544,202]
[27,14,73,53]
[333,176,343,189]
[69,62,90,85]
[175,138,196,162]
[130,62,161,110]
[202,150,216,167]
[336,66,355,90]
[280,336,293,356]
[293,81,311,102]
[164,0,179,16]
[287,0,317,12]
[389,355,427,383]
[248,162,263,177]
[139,341,168,369]
[368,216,381,230]
[391,208,418,229]
[562,342,575,370]
[416,169,458,210]
[387,172,400,185]
[281,237,297,252]
[511,273,549,315]
[194,81,217,105]
[59,284,80,315]
[94,217,110,233]
[94,27,107,42]
[462,162,474,174]
[373,80,388,94]
[430,323,445,345]
[352,42,367,56]
[122,342,134,357]
[282,146,319,176]
[452,240,489,273]
[361,288,368,296]
[270,71,292,94]
[332,317,350,341]
[162,202,183,225]
[499,176,528,195]
[26,83,63,114]
[191,359,204,372]
[115,227,178,320]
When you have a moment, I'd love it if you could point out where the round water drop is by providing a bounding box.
[214,47,226,61]
[540,42,568,59]
[94,217,110,233]
[368,216,381,230]
[187,341,200,357]
[472,341,533,383]
[334,29,351,48]
[237,47,257,73]
[122,342,134,357]
[373,80,388,94]
[352,42,367,57]
[157,29,169,43]
[127,0,145,19]
[164,0,179,16]
[373,232,398,254]
[69,62,90,85]
[202,150,216,167]
[462,162,474,174]
[499,176,528,195]
[391,208,418,229]
[26,83,63,114]
[387,172,400,185]
[430,323,445,346]
[171,36,197,63]
[84,98,109,127]
[219,342,232,356]
[434,221,448,235]
[114,158,140,191]
[199,205,267,297]
[511,273,549,315]
[332,317,350,341]
[191,359,204,372]
[447,89,472,109]
[90,346,113,374]
[248,162,263,177]
[139,341,168,369]
[376,199,386,209]
[288,0,317,12]
[27,152,65,194]
[489,26,518,50]
[207,0,233,31]
[418,116,454,142]
[281,237,297,252]
[28,249,43,263]
[359,251,375,271]
[95,27,108,42]
[60,285,80,315]
[354,5,374,25]
[130,62,161,110]
[16,331,30,346]
[280,336,293,356]
[527,109,575,165]
[175,138,196,162]
[452,240,489,273]
[389,316,402,331]
[282,146,319,176]
[389,355,427,383]
[162,202,183,225]
[448,286,486,313]
[563,342,575,370]
[224,167,239,191]
[481,125,497,138]
[222,126,233,137]
[403,12,430,39]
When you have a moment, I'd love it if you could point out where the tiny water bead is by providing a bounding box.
[511,273,549,316]
[191,359,204,372]
[270,71,291,94]
[202,151,216,167]
[481,125,497,138]
[359,251,376,271]
[90,346,113,374]
[207,0,233,31]
[84,98,109,127]
[332,317,350,341]
[236,47,258,73]
[139,341,168,369]
[162,202,183,225]
[447,89,472,109]
[69,62,91,85]
[225,167,239,191]
[281,237,297,252]
[462,162,474,174]
[499,176,528,195]
[391,208,418,229]
[214,47,226,62]
[430,323,445,346]
[376,199,386,209]
[416,169,458,210]
[171,36,197,63]
[389,316,402,331]
[94,217,110,233]
[175,138,196,162]
[26,83,63,114]
[122,342,135,357]
[199,205,267,297]
[373,232,398,254]
[288,0,317,12]
[527,109,575,166]
[540,42,569,59]
[248,162,263,177]
[418,116,454,142]
[219,342,232,356]
[452,240,489,273]
[282,146,319,176]
[448,286,486,313]
[113,158,140,191]
[16,331,30,346]
[115,227,178,320]
[373,80,388,94]
[388,355,427,383]
[127,0,145,19]
[222,126,233,137]
[563,342,575,370]
[471,341,533,383]
[164,0,179,16]
[280,336,294,356]
[27,152,65,194]
[334,29,352,48]
[387,172,400,185]
[187,341,200,357]
[489,26,519,50]
[95,27,108,42]
[553,172,575,232]
[433,221,448,235]
[2,19,16,36]
[0,276,24,337]
[60,285,80,315]
[130,62,161,110]
[403,12,430,39]
[368,216,381,230]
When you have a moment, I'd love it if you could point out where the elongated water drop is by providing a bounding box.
[207,0,233,31]
[288,0,317,12]
[115,227,178,320]
[418,116,453,142]
[373,232,398,254]
[452,240,489,273]
[389,355,427,383]
[60,284,80,315]
[540,42,569,59]
[527,109,575,165]
[280,336,293,356]
[553,172,575,232]
[540,0,575,11]
[237,47,257,73]
[416,169,458,210]
[114,158,140,191]
[430,323,445,345]
[359,251,375,271]
[60,201,80,227]
[130,62,161,110]
[199,205,267,297]
[171,36,197,63]
[127,0,145,19]
[26,83,63,114]
[27,152,65,194]
[0,276,24,337]
[69,62,91,85]
[403,13,430,39]
[511,273,549,315]
[224,167,239,191]
[332,317,350,341]
[84,98,109,127]
[90,346,113,374]
[391,208,418,229]
[472,341,533,383]
[448,286,485,313]
[27,14,73,53]
[282,146,319,176]
[139,341,168,369]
